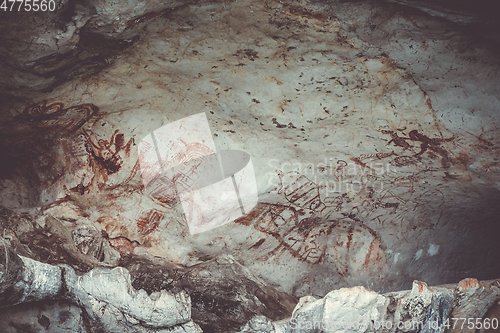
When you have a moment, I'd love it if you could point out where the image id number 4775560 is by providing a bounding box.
[1,0,56,11]
[445,318,499,330]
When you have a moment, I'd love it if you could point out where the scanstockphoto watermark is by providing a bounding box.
[289,318,441,331]
[269,157,396,176]
[268,158,397,195]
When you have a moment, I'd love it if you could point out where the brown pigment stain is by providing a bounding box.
[456,151,470,167]
[408,130,454,168]
[350,157,376,173]
[235,202,386,275]
[425,97,433,109]
[81,128,134,190]
[346,226,354,251]
[482,161,499,171]
[287,5,330,22]
[458,278,480,290]
[364,238,384,268]
[18,101,99,134]
[1,101,99,178]
[380,130,411,150]
[444,172,459,180]
[137,210,163,236]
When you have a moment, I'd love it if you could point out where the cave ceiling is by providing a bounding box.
[0,0,499,331]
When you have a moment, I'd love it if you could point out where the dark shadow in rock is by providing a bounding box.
[0,207,116,274]
[405,186,500,287]
[0,101,99,209]
[127,254,297,333]
[0,299,92,333]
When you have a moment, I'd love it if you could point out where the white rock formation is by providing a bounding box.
[242,279,500,333]
[0,240,201,332]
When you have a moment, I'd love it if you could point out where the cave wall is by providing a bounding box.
[0,0,499,331]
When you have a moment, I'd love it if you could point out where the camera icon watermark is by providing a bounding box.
[138,113,258,235]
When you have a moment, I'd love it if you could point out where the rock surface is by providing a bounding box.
[0,235,203,332]
[0,207,295,332]
[1,0,499,331]
[241,278,500,333]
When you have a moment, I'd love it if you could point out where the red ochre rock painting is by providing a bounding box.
[137,209,164,236]
[80,128,135,190]
[235,202,386,276]
[28,101,392,277]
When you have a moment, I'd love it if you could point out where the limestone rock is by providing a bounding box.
[0,241,201,332]
[0,0,186,93]
[240,315,275,333]
[241,279,500,333]
[450,278,500,333]
[79,266,191,328]
[2,0,500,300]
[128,254,297,332]
[392,281,453,333]
[286,286,387,332]
[0,207,119,272]
[0,239,62,308]
[0,300,88,333]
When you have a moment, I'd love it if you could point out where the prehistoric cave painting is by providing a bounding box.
[1,101,100,178]
[241,167,389,274]
[273,128,453,230]
[327,220,386,276]
[277,171,326,212]
[380,130,411,151]
[408,130,454,168]
[18,101,100,134]
[380,129,455,169]
[259,134,455,273]
[170,142,216,194]
[339,129,457,228]
[391,155,419,167]
[136,209,164,236]
[315,160,348,179]
[76,128,134,191]
[139,140,214,199]
[276,170,348,213]
[72,225,108,262]
[350,151,396,174]
[341,129,454,227]
[364,178,446,231]
[276,169,393,227]
[235,202,385,274]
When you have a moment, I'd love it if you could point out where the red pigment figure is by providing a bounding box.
[408,130,454,168]
[81,128,134,191]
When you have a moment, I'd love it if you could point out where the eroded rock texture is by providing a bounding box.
[241,279,500,333]
[0,207,295,332]
[0,0,499,331]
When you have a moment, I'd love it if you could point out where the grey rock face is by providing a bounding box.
[0,239,62,308]
[0,236,200,332]
[0,300,89,333]
[0,207,297,332]
[0,0,187,93]
[79,266,191,328]
[286,286,388,333]
[0,249,296,332]
[240,315,275,333]
[2,0,500,299]
[0,207,119,272]
[241,279,500,333]
[128,254,297,332]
